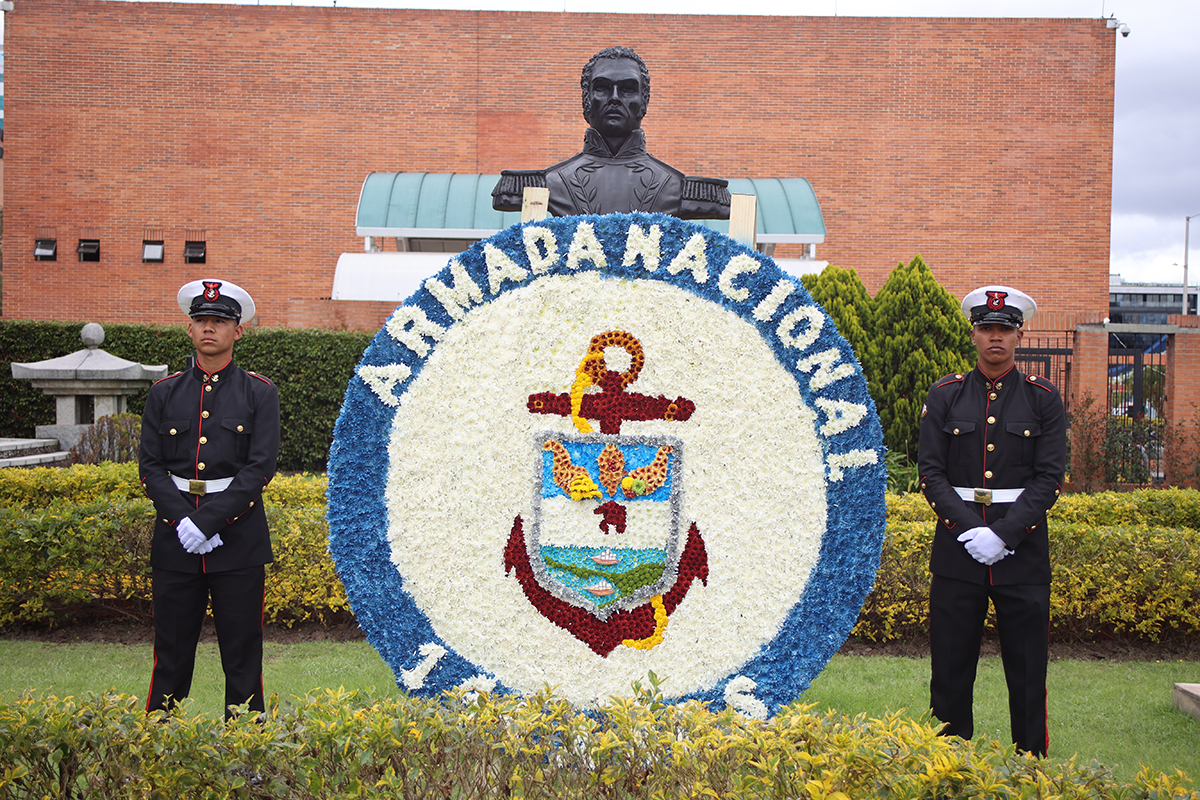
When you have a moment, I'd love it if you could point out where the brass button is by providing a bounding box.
[931,502,937,508]
[984,470,993,478]
[237,425,244,432]
[944,518,952,525]
[1030,376,1038,382]
[199,436,207,445]
[989,392,997,400]
[169,428,177,435]
[1024,430,1031,437]
[212,374,220,382]
[198,462,206,471]
[987,416,996,424]
[1054,489,1060,495]
[955,374,962,379]
[953,428,960,435]
[987,443,995,451]
[249,501,255,507]
[202,410,210,419]
[205,385,212,392]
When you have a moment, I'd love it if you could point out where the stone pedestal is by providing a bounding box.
[33,424,93,454]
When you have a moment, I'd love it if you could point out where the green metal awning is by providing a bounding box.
[354,173,825,244]
[356,173,523,238]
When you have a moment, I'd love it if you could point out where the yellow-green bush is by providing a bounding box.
[0,465,340,629]
[854,520,1200,643]
[3,465,1199,644]
[1,687,1196,799]
[263,506,349,626]
[0,462,146,508]
[0,463,329,509]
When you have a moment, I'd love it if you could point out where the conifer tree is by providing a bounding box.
[870,255,973,458]
[804,264,878,386]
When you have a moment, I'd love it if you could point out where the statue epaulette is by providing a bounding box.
[492,170,548,213]
[681,176,732,219]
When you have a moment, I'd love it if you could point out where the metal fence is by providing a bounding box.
[1015,336,1073,398]
[1106,342,1169,484]
[1013,332,1172,486]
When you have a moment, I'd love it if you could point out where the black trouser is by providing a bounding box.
[929,574,1050,756]
[147,565,266,718]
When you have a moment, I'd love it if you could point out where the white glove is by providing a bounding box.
[957,527,1010,565]
[176,517,207,554]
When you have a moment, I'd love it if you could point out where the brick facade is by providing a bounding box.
[2,0,1115,329]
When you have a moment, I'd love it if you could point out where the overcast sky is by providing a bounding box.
[3,0,1196,286]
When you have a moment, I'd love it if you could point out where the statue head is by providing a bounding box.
[580,47,650,142]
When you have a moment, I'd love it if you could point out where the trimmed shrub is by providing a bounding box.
[2,465,1198,645]
[0,463,148,509]
[0,320,372,472]
[0,688,1196,799]
[0,465,340,628]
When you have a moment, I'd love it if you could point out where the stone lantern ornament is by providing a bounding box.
[9,323,168,456]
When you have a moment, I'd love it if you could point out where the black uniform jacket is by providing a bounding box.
[139,357,280,574]
[917,364,1066,585]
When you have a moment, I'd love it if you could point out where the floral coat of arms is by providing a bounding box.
[328,213,886,717]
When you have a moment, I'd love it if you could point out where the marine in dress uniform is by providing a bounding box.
[139,279,280,717]
[917,285,1066,757]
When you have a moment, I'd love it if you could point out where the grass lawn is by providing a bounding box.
[0,639,1197,786]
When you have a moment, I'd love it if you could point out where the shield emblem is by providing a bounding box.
[529,432,683,620]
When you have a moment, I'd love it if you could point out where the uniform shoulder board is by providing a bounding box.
[932,373,966,389]
[1026,374,1057,392]
[247,371,274,386]
[152,371,184,386]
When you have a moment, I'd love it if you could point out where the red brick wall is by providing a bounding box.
[3,0,1115,328]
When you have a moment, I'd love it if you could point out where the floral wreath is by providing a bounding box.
[328,212,886,718]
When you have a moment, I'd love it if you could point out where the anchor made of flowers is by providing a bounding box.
[504,331,709,656]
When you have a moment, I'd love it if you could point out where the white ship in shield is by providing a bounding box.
[528,432,684,621]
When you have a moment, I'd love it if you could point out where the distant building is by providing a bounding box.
[1108,273,1198,353]
[1110,274,1199,324]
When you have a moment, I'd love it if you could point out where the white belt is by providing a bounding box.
[952,486,1024,505]
[171,474,234,495]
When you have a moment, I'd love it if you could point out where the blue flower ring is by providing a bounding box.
[327,212,886,717]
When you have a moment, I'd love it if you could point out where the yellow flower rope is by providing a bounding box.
[622,595,668,650]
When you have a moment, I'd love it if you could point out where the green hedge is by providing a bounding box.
[2,687,1196,799]
[0,321,372,473]
[2,465,1199,644]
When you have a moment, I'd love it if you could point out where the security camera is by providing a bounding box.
[1120,23,1130,37]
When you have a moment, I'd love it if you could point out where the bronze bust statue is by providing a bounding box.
[492,47,730,219]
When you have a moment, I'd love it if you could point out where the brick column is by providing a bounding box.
[1068,324,1110,489]
[1070,325,1108,413]
[1164,317,1200,487]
